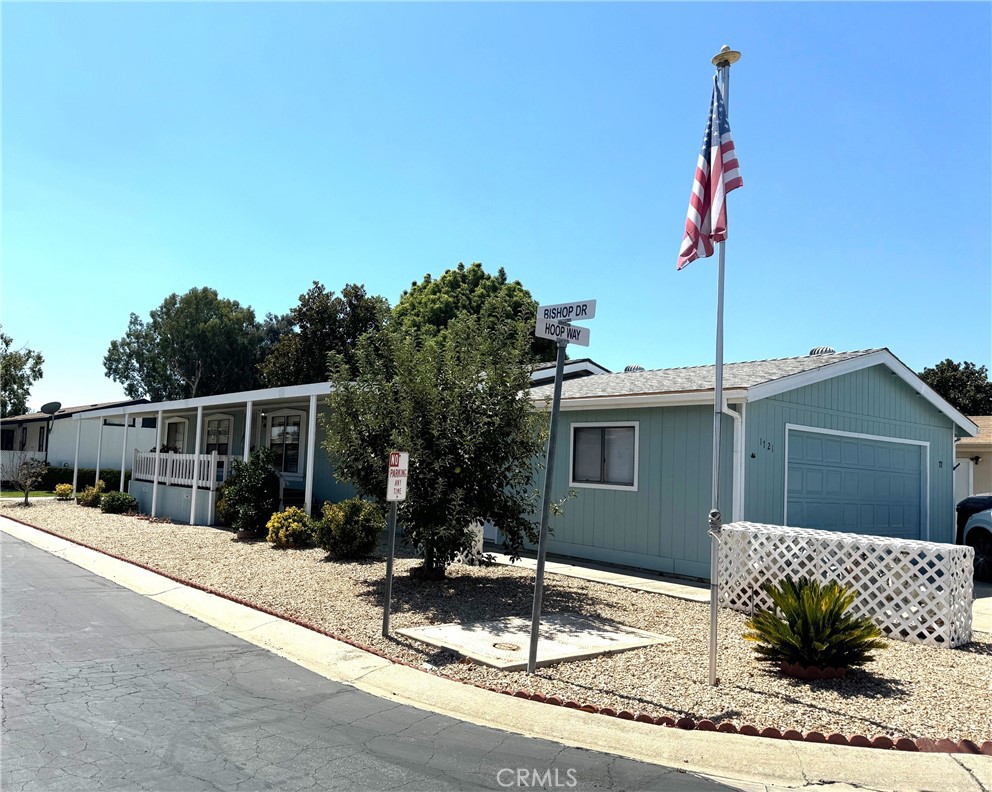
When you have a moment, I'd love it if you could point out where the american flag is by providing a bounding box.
[677,75,742,270]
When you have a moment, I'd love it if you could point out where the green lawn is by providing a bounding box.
[1,491,56,498]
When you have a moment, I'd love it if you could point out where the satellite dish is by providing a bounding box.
[40,401,62,416]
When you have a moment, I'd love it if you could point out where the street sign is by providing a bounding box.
[537,299,596,323]
[386,451,409,501]
[534,318,590,347]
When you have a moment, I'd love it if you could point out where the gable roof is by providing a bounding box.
[530,348,978,437]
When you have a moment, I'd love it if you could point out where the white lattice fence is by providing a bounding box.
[717,522,974,648]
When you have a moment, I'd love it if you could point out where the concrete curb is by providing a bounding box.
[2,514,990,792]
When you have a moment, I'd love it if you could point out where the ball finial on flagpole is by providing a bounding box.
[711,45,741,67]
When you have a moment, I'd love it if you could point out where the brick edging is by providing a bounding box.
[4,512,990,756]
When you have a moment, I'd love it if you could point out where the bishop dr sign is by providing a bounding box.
[534,299,595,347]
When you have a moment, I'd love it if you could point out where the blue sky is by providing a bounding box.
[3,2,990,411]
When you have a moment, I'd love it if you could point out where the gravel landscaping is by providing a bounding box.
[4,499,991,744]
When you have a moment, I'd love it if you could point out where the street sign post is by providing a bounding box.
[534,318,590,347]
[528,300,596,673]
[382,451,409,636]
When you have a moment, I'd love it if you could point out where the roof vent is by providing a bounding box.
[624,364,646,373]
[808,346,836,356]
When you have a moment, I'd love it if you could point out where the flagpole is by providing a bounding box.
[707,44,740,688]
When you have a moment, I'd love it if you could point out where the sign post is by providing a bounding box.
[527,300,595,674]
[382,451,408,637]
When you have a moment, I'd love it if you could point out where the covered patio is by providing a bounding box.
[69,382,346,525]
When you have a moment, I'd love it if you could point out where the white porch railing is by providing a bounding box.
[132,450,230,491]
[717,522,974,648]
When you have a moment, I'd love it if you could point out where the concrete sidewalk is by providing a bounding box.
[2,516,989,792]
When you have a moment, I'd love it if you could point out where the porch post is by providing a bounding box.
[71,419,82,494]
[243,400,253,461]
[151,409,163,518]
[119,414,129,492]
[304,394,317,516]
[190,405,204,525]
[94,419,104,486]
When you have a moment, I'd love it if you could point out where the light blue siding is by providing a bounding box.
[744,365,956,543]
[534,405,734,579]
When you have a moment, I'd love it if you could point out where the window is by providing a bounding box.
[20,427,27,451]
[204,415,232,455]
[163,418,188,452]
[570,423,638,490]
[268,412,302,474]
[1,429,14,451]
[38,426,46,453]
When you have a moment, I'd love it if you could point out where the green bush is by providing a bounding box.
[223,448,280,537]
[316,498,385,559]
[40,467,130,492]
[77,480,105,508]
[100,490,138,514]
[266,507,315,548]
[54,483,73,500]
[744,576,886,670]
[215,483,233,527]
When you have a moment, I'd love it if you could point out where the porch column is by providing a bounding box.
[71,419,82,493]
[190,405,204,525]
[243,400,253,461]
[304,394,317,516]
[119,414,129,492]
[151,410,163,518]
[94,419,103,486]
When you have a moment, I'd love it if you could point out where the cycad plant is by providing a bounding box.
[744,576,886,670]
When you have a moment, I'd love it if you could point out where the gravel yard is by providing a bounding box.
[5,499,991,743]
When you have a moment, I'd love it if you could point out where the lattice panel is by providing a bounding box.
[717,522,974,648]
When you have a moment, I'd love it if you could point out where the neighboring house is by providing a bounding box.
[0,400,154,472]
[72,383,354,525]
[955,416,992,502]
[529,358,611,388]
[529,348,978,579]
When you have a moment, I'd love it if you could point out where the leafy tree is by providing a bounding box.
[0,327,44,418]
[104,287,264,401]
[322,311,545,580]
[393,262,556,362]
[259,282,389,387]
[918,359,992,416]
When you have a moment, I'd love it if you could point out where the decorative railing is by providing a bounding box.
[132,451,230,491]
[717,521,974,648]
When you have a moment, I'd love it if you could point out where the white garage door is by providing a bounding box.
[786,429,924,540]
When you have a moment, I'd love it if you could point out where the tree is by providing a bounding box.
[1,452,47,506]
[918,359,992,416]
[258,282,389,387]
[393,262,556,362]
[1,327,44,418]
[321,311,545,580]
[104,288,264,401]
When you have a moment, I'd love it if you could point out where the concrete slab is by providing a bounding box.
[396,613,673,670]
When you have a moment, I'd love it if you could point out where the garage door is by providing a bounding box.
[786,430,923,540]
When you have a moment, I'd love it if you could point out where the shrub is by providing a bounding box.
[77,480,105,508]
[744,576,886,670]
[215,483,233,527]
[266,507,315,548]
[100,490,138,514]
[40,466,130,492]
[223,448,280,537]
[54,483,73,501]
[316,498,385,559]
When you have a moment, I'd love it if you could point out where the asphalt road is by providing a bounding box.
[1,533,737,792]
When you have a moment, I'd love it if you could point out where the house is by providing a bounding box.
[71,382,354,525]
[955,416,992,502]
[529,358,611,388]
[529,348,978,579]
[0,400,155,471]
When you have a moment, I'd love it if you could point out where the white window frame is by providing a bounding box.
[568,421,639,492]
[265,408,306,479]
[202,413,235,455]
[783,424,930,540]
[163,417,189,452]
